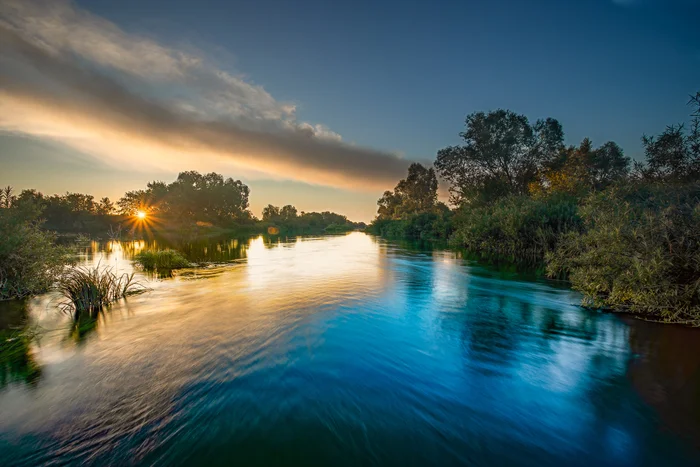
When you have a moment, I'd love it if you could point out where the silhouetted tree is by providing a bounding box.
[435,110,564,204]
[117,171,251,225]
[376,163,438,219]
[635,92,700,182]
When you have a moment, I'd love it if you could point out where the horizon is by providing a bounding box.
[1,0,699,222]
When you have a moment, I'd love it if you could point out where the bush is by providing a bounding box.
[0,208,71,300]
[547,183,700,323]
[367,209,454,241]
[57,265,145,316]
[450,194,581,262]
[134,249,191,273]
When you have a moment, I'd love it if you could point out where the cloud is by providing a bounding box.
[0,0,412,190]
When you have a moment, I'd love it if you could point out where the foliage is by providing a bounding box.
[118,171,253,226]
[547,183,700,322]
[262,206,362,234]
[635,92,700,183]
[369,163,448,240]
[12,188,119,233]
[57,265,145,316]
[530,138,630,197]
[377,163,438,218]
[0,327,41,388]
[435,110,564,204]
[0,206,72,300]
[450,194,581,261]
[368,204,454,240]
[134,249,192,273]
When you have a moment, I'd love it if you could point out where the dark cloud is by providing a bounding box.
[0,23,415,190]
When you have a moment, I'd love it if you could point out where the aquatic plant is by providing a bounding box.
[0,327,42,388]
[134,249,191,273]
[57,265,145,315]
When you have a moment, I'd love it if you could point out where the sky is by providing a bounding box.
[1,0,698,222]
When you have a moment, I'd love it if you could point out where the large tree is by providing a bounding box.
[377,163,438,219]
[435,110,564,204]
[117,171,251,224]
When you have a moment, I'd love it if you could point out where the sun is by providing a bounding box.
[136,210,147,220]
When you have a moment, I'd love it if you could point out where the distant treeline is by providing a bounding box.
[0,170,362,237]
[368,92,700,323]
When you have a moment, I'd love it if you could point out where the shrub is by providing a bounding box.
[57,265,145,316]
[367,209,454,241]
[0,208,71,300]
[547,183,700,323]
[450,194,581,262]
[134,249,191,273]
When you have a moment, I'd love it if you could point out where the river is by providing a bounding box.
[1,233,699,466]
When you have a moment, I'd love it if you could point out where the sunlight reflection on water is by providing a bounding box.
[1,233,699,466]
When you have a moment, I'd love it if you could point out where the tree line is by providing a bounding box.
[368,92,700,323]
[1,171,362,236]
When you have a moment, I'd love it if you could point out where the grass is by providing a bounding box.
[134,249,191,274]
[57,265,146,316]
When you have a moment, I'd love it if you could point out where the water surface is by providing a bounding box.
[1,233,699,466]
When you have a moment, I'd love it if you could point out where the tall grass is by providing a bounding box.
[134,249,191,274]
[57,266,145,315]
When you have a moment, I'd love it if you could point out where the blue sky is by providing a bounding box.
[1,0,698,221]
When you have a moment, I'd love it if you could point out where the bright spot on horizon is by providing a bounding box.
[136,211,147,219]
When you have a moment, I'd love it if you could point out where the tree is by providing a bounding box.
[376,163,438,219]
[435,110,564,204]
[262,204,281,222]
[636,92,700,182]
[96,197,115,216]
[531,139,630,196]
[116,171,251,224]
[280,205,298,222]
[0,186,14,208]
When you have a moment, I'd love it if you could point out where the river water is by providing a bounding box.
[1,233,699,466]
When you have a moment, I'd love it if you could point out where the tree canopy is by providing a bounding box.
[435,110,564,204]
[117,171,252,225]
[377,163,438,219]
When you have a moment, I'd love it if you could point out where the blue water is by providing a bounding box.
[1,233,699,466]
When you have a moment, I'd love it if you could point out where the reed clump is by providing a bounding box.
[58,265,145,315]
[134,249,191,274]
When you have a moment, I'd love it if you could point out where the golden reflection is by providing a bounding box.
[244,233,381,302]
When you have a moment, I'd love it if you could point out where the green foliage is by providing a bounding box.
[450,194,581,261]
[0,327,41,388]
[118,171,253,226]
[262,207,361,234]
[12,188,120,233]
[57,266,145,316]
[531,138,630,197]
[547,183,700,322]
[368,206,454,240]
[377,163,438,218]
[0,207,71,300]
[636,93,700,182]
[435,110,564,204]
[134,249,192,273]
